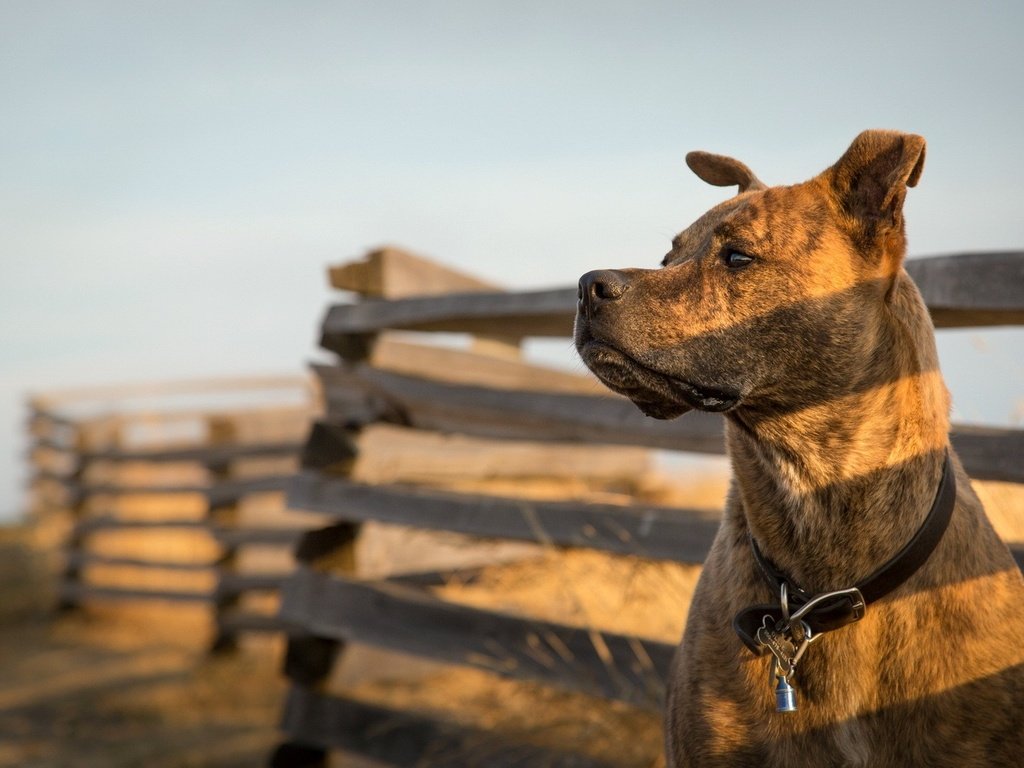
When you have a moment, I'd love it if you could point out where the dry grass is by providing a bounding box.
[341,664,666,767]
[8,463,1016,767]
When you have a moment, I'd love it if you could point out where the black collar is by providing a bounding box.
[734,450,956,654]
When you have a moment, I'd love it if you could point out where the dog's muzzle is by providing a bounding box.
[575,270,740,416]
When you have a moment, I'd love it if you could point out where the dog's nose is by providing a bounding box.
[578,270,630,310]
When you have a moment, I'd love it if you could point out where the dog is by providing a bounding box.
[574,130,1024,766]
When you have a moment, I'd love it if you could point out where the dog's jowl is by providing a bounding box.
[575,130,1024,767]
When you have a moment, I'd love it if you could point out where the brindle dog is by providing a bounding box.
[574,130,1024,766]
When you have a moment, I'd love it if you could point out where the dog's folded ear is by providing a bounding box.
[686,151,767,193]
[827,130,926,225]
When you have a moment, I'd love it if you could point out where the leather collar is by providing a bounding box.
[734,450,956,654]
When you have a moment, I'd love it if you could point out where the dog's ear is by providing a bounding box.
[827,130,926,232]
[686,151,767,194]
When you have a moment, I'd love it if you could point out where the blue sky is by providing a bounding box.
[2,1,1022,518]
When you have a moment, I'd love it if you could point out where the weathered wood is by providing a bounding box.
[59,582,211,604]
[320,253,1024,347]
[320,288,576,352]
[308,422,653,487]
[75,440,303,466]
[329,246,501,298]
[279,686,616,767]
[906,251,1024,327]
[206,474,293,506]
[949,426,1024,485]
[316,365,727,455]
[287,472,720,564]
[218,611,294,636]
[64,552,214,572]
[279,567,673,709]
[214,527,310,547]
[368,338,606,395]
[48,474,292,509]
[73,517,208,535]
[316,366,1024,482]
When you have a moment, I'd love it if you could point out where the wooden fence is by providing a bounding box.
[28,376,319,650]
[269,247,1024,766]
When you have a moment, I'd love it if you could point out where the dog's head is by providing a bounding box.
[574,130,927,420]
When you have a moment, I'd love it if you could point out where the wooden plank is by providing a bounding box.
[329,246,501,298]
[47,474,293,509]
[279,686,616,768]
[217,611,294,636]
[279,567,673,709]
[305,422,652,486]
[214,527,309,547]
[316,365,727,455]
[206,474,293,506]
[74,517,208,535]
[287,472,720,564]
[949,426,1024,485]
[59,582,211,604]
[65,552,215,572]
[368,338,606,395]
[216,572,291,597]
[76,440,303,465]
[317,366,1024,482]
[320,253,1023,348]
[320,288,576,351]
[906,251,1024,327]
[70,482,209,499]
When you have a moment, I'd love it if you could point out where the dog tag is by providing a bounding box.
[756,616,797,676]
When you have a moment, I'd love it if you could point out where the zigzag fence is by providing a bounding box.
[28,376,319,650]
[269,247,1024,767]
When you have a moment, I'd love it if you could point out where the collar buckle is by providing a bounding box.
[788,585,866,632]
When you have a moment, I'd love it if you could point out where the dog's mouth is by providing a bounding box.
[576,339,741,418]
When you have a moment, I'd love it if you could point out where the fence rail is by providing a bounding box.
[27,377,318,651]
[271,247,1024,767]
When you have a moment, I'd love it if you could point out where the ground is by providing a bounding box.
[0,527,286,768]
[0,615,286,768]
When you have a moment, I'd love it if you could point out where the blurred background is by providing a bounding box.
[2,4,1022,767]
[2,1,1023,522]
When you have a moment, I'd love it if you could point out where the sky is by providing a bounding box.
[2,1,1022,520]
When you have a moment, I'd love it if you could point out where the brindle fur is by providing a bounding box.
[574,131,1024,766]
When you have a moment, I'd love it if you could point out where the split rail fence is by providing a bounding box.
[28,377,319,650]
[270,247,1024,766]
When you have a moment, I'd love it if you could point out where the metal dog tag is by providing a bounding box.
[756,616,797,676]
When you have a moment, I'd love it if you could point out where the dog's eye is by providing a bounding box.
[724,250,754,269]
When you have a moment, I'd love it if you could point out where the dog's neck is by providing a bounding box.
[725,274,952,592]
